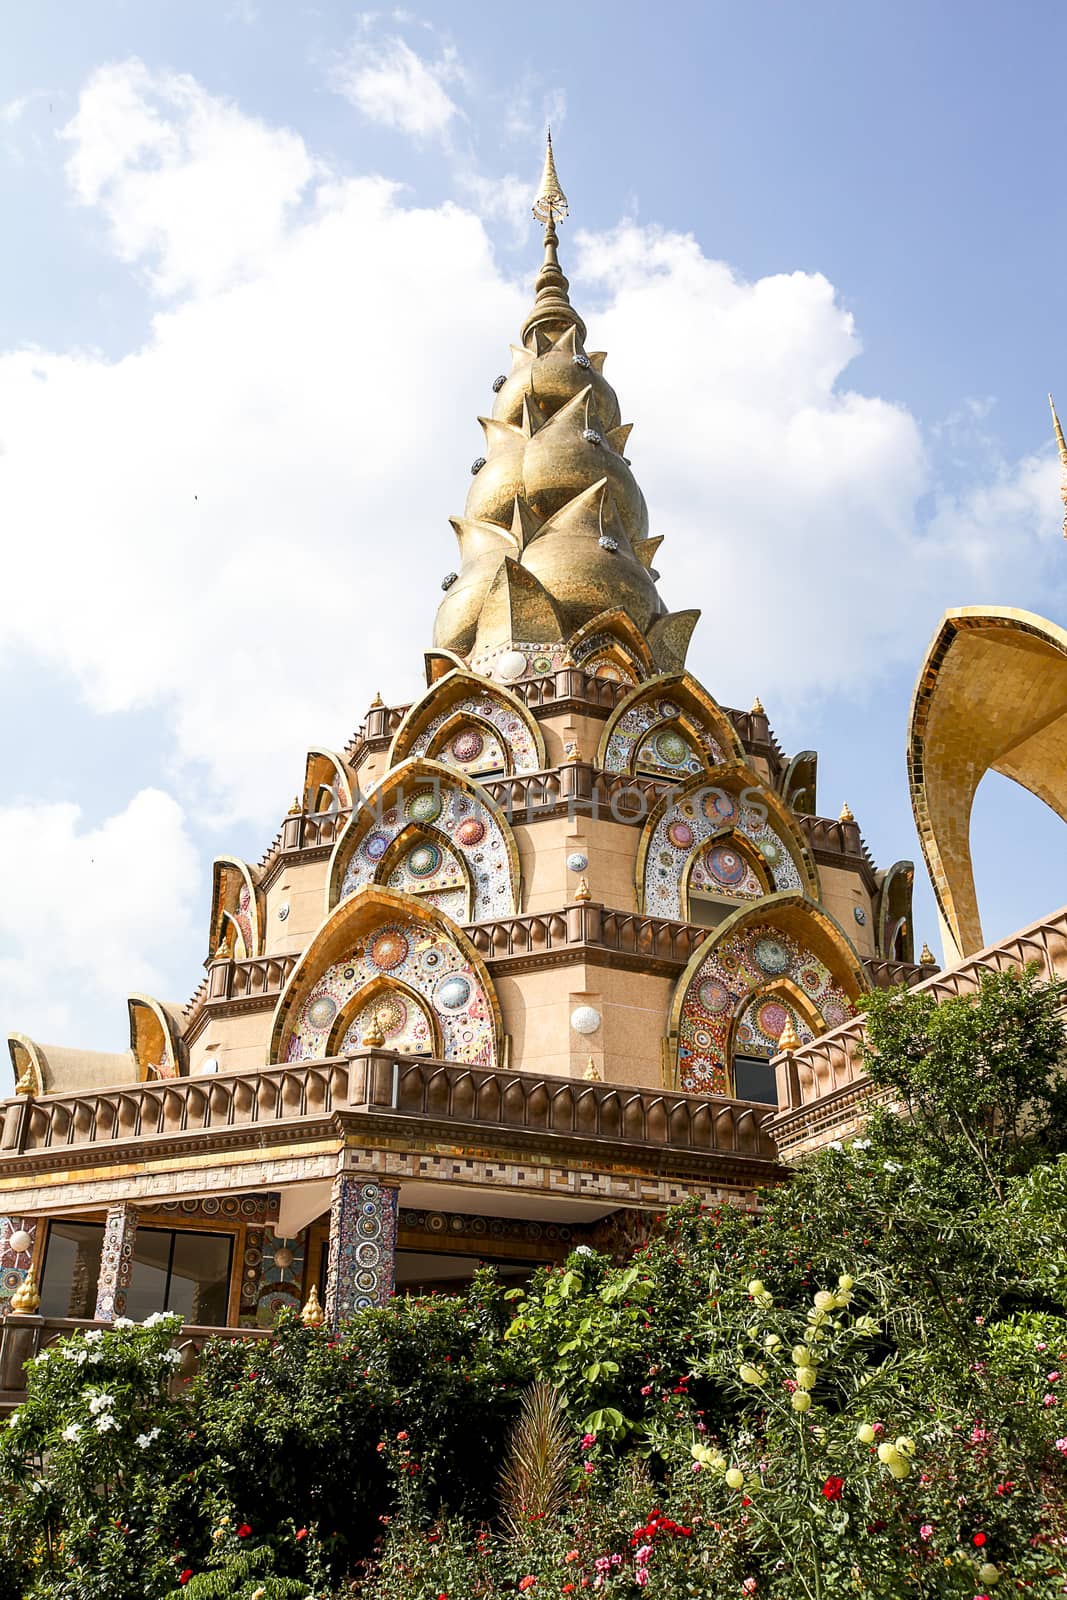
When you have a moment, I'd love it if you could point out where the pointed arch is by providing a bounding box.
[781,750,818,816]
[388,669,545,777]
[375,820,473,923]
[128,995,184,1081]
[598,673,745,778]
[326,757,521,921]
[6,1033,47,1096]
[636,765,819,919]
[876,861,915,963]
[327,974,442,1058]
[303,748,352,815]
[682,830,773,914]
[209,857,261,961]
[270,885,504,1069]
[568,608,654,683]
[667,893,866,1097]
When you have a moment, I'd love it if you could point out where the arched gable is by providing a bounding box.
[568,608,654,685]
[781,750,818,816]
[388,669,545,777]
[668,893,866,1097]
[269,886,504,1070]
[128,995,184,1081]
[209,857,261,960]
[598,673,745,778]
[636,766,819,920]
[876,860,915,963]
[303,748,352,815]
[6,1033,47,1096]
[326,758,521,921]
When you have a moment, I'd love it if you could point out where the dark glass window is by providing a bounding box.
[733,1055,779,1105]
[40,1221,105,1319]
[125,1230,233,1326]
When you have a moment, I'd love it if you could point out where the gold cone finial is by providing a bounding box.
[777,1016,801,1054]
[300,1284,325,1328]
[1050,394,1067,538]
[839,801,855,824]
[574,875,591,903]
[583,1056,601,1082]
[532,129,568,224]
[751,695,765,716]
[362,1008,386,1049]
[10,1268,40,1314]
[14,1065,36,1097]
[920,941,936,965]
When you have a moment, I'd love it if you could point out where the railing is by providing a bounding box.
[359,1054,779,1161]
[465,902,708,968]
[0,1318,268,1409]
[0,1053,780,1166]
[774,903,1067,1116]
[206,952,299,1004]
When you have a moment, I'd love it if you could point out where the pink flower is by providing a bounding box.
[581,1432,597,1449]
[971,1427,989,1442]
[691,1461,703,1472]
[583,1461,595,1474]
[920,1523,934,1541]
[635,1571,648,1589]
[640,1386,652,1396]
[742,1581,758,1595]
[1043,1394,1058,1407]
[1055,1437,1067,1456]
[1048,1372,1061,1382]
[635,1546,652,1564]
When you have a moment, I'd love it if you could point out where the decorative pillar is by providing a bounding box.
[94,1203,139,1321]
[324,1176,398,1327]
[0,1217,37,1315]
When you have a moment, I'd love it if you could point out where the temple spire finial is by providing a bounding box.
[1050,393,1067,538]
[522,131,585,350]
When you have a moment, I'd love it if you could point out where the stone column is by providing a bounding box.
[94,1203,139,1321]
[324,1175,398,1327]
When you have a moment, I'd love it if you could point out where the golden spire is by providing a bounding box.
[10,1269,40,1314]
[839,801,855,824]
[300,1284,325,1328]
[1050,393,1067,538]
[532,129,568,224]
[920,940,936,965]
[362,1008,386,1048]
[583,1056,601,1082]
[751,694,765,716]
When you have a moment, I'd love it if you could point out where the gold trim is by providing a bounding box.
[597,671,745,772]
[387,668,547,774]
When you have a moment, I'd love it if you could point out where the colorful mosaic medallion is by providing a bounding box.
[341,779,517,921]
[644,784,802,920]
[603,696,724,777]
[408,693,539,776]
[677,923,854,1096]
[286,918,495,1067]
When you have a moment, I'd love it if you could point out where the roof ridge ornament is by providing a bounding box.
[1050,393,1067,538]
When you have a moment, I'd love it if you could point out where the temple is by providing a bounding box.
[12,131,1040,1356]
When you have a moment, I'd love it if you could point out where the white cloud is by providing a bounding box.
[0,791,200,1046]
[61,61,317,297]
[332,35,461,141]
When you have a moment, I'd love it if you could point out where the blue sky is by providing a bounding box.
[1,0,1065,1076]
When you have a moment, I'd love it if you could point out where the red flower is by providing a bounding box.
[295,1527,308,1541]
[973,1532,987,1547]
[178,1572,193,1587]
[821,1476,844,1501]
[237,1523,252,1539]
[397,1430,409,1441]
[518,1579,537,1592]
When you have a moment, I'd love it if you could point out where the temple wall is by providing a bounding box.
[263,856,331,956]
[815,863,877,958]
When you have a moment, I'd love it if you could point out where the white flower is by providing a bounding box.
[83,1329,103,1345]
[31,1479,44,1495]
[113,1317,134,1330]
[829,1139,843,1151]
[88,1392,115,1415]
[853,1139,871,1150]
[7,1410,21,1428]
[161,1348,182,1367]
[574,1245,595,1257]
[95,1415,118,1434]
[136,1428,160,1449]
[33,1349,51,1365]
[883,1161,901,1174]
[61,1423,81,1443]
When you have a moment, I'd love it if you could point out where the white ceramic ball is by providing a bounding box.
[570,1005,602,1036]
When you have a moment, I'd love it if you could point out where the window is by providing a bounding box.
[733,1055,779,1105]
[125,1229,233,1326]
[40,1221,105,1319]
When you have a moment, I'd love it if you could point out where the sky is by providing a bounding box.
[1,0,1066,1085]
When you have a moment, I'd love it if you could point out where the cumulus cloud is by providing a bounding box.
[0,790,200,1049]
[332,34,462,141]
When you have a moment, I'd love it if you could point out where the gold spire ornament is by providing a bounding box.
[300,1284,325,1328]
[751,695,765,715]
[1050,393,1067,538]
[10,1269,41,1314]
[839,801,855,824]
[14,1065,36,1097]
[532,129,568,223]
[777,1016,801,1054]
[287,796,303,816]
[583,1056,601,1082]
[920,941,936,965]
[574,875,591,903]
[362,1009,386,1048]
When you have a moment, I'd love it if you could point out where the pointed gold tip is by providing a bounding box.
[574,875,591,903]
[920,941,936,965]
[1051,393,1067,538]
[583,1055,601,1081]
[777,1016,801,1054]
[750,694,765,716]
[533,128,569,224]
[300,1284,325,1328]
[839,801,855,824]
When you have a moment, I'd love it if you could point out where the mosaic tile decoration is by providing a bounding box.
[157,1195,279,1222]
[677,924,854,1095]
[340,780,517,922]
[644,783,802,920]
[235,884,254,955]
[469,640,568,681]
[285,917,496,1067]
[326,1177,398,1322]
[0,1216,37,1312]
[604,696,724,777]
[252,1231,306,1328]
[409,694,540,776]
[94,1203,138,1321]
[572,630,646,683]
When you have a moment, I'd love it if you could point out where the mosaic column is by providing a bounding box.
[0,1217,37,1314]
[94,1203,138,1321]
[324,1176,398,1327]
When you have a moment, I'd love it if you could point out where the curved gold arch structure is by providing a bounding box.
[908,607,1067,960]
[209,856,261,961]
[387,668,546,775]
[269,884,505,1069]
[127,995,184,1080]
